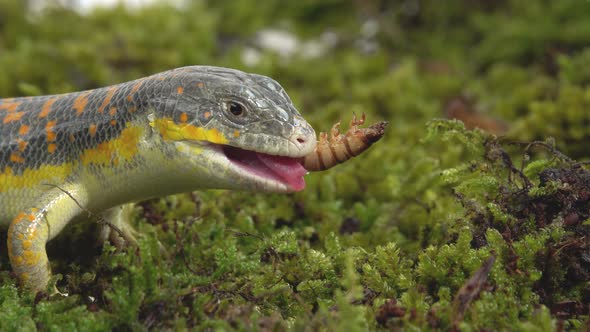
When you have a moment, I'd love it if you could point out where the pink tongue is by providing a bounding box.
[256,153,307,191]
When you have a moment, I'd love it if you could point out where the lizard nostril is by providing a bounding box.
[297,138,305,144]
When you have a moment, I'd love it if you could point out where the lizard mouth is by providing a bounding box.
[222,145,308,191]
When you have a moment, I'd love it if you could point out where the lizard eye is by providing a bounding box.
[228,101,245,117]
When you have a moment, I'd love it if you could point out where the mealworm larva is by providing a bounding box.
[301,113,388,172]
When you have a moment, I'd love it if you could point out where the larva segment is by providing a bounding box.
[301,113,387,171]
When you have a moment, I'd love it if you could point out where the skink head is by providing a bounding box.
[151,66,316,158]
[146,66,317,193]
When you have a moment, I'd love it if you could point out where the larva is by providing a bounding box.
[301,113,388,171]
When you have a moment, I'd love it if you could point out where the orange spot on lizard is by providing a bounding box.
[0,101,22,113]
[45,121,57,142]
[127,80,144,102]
[89,124,97,137]
[3,112,25,124]
[73,92,91,115]
[12,211,27,224]
[39,97,58,118]
[10,152,24,163]
[127,80,143,101]
[97,86,118,114]
[17,139,28,152]
[18,125,30,136]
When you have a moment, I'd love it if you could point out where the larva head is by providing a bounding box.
[148,66,317,193]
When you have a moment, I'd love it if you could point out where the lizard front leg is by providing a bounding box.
[98,204,139,249]
[7,184,88,293]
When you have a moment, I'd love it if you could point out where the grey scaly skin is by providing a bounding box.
[0,66,316,292]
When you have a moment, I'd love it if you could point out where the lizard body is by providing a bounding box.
[0,66,316,292]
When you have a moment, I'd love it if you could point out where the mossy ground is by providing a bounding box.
[0,0,589,330]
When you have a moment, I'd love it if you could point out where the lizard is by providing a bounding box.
[0,66,385,293]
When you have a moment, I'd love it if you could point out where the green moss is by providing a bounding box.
[0,284,36,331]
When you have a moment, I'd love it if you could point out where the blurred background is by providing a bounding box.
[2,0,589,160]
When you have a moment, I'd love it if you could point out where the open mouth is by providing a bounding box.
[222,145,308,191]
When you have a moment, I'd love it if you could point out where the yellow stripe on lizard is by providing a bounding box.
[0,164,73,192]
[150,117,228,144]
[80,124,143,166]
